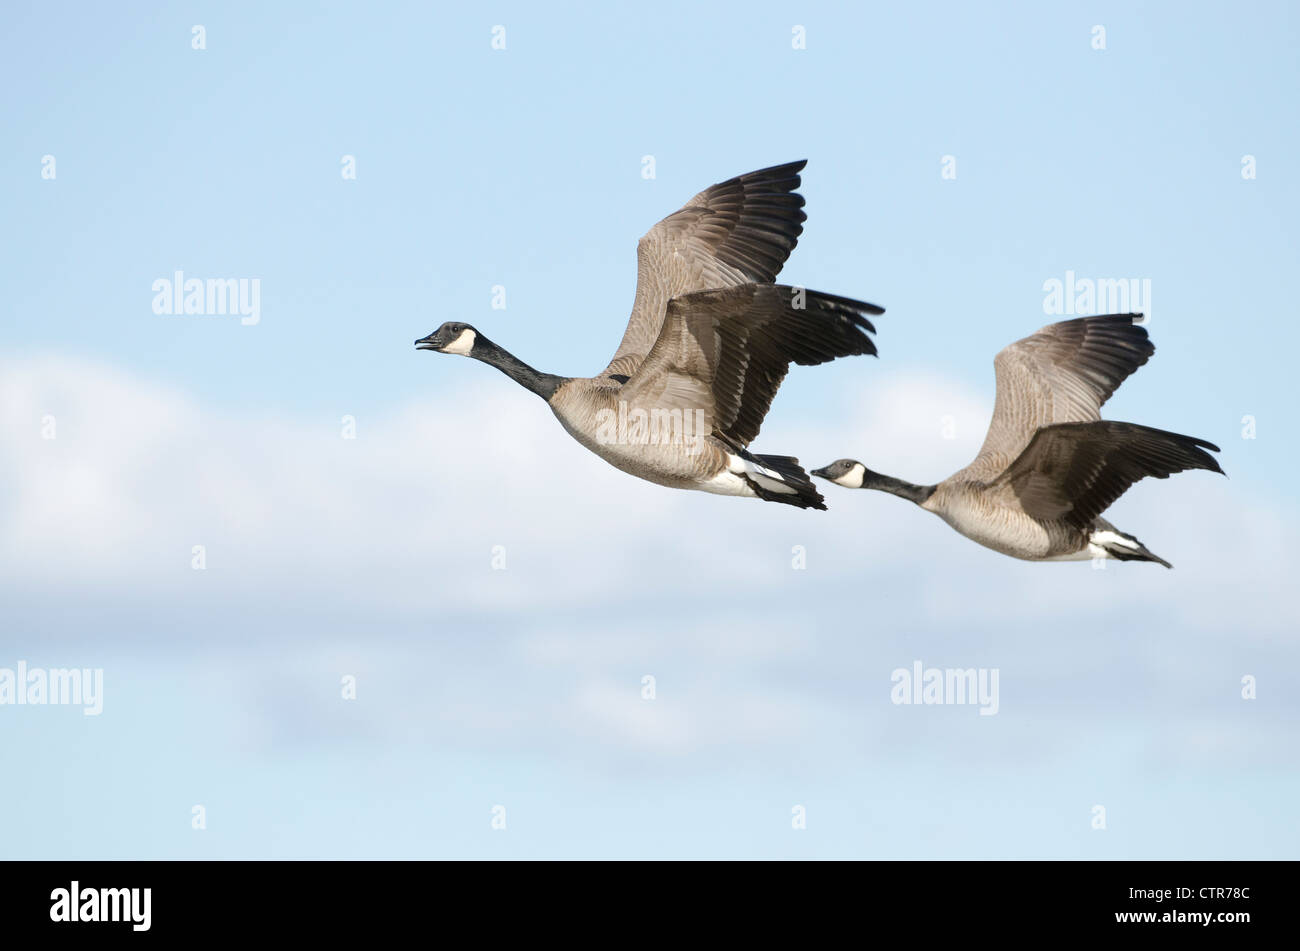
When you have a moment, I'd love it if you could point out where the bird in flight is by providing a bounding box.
[814,314,1223,564]
[416,161,883,509]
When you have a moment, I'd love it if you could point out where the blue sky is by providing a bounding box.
[1,1,1296,858]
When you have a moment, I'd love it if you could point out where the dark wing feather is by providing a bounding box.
[994,420,1223,528]
[622,284,882,448]
[603,161,809,380]
[961,314,1155,481]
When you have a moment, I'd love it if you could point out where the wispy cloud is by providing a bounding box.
[0,354,1282,628]
[2,355,1292,770]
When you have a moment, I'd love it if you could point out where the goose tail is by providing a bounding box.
[741,453,827,510]
[1089,524,1174,568]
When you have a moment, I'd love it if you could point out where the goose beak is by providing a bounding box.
[810,466,831,479]
[414,334,439,351]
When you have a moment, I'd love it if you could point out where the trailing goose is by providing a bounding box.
[416,161,882,509]
[812,314,1223,565]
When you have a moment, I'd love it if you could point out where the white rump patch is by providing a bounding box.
[700,453,798,498]
[1091,530,1139,550]
[701,457,756,497]
[1083,529,1141,560]
[735,454,797,494]
[749,468,798,494]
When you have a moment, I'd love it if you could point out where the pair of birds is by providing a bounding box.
[417,161,1222,567]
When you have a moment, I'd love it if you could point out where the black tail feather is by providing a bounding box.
[1096,526,1173,568]
[745,453,827,510]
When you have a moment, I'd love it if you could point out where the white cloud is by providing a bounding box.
[1,354,1294,763]
[0,354,1286,629]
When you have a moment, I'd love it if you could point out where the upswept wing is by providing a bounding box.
[961,314,1154,481]
[603,161,809,380]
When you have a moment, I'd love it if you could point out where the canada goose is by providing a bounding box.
[416,161,882,509]
[813,314,1223,565]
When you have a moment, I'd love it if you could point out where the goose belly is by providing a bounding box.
[937,503,1085,561]
[551,407,733,491]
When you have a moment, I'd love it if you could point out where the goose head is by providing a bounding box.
[415,322,480,356]
[811,459,869,488]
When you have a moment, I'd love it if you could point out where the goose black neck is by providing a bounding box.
[865,473,936,506]
[471,336,567,401]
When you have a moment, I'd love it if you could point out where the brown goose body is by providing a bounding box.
[923,480,1088,561]
[815,315,1224,566]
[417,162,884,509]
[547,376,734,492]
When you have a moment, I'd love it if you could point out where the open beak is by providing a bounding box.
[414,334,440,351]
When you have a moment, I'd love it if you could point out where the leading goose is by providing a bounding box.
[813,314,1223,565]
[416,161,882,509]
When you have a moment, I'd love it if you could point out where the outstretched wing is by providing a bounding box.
[602,161,809,380]
[993,420,1223,528]
[960,314,1155,481]
[621,284,882,449]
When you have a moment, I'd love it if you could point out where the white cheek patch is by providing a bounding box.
[833,463,866,488]
[441,328,476,355]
